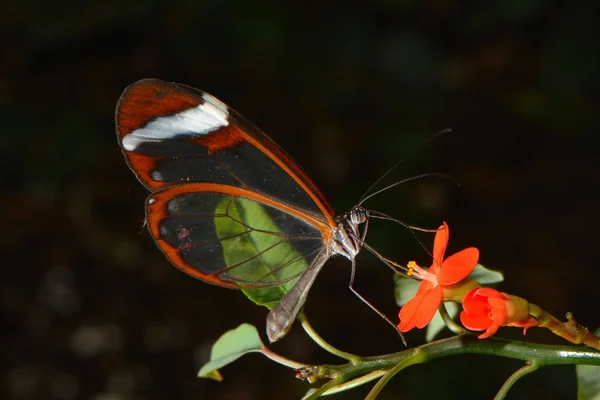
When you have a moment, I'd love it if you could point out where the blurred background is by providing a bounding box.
[3,1,599,399]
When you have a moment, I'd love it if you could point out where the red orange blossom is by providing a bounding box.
[397,222,600,349]
[460,288,539,339]
[398,222,479,332]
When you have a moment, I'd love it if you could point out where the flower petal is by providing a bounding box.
[460,309,491,330]
[413,286,443,329]
[415,279,435,296]
[478,323,501,339]
[432,222,449,268]
[473,287,505,299]
[398,285,442,331]
[461,288,510,339]
[488,297,509,325]
[398,293,425,332]
[461,288,489,315]
[438,247,479,285]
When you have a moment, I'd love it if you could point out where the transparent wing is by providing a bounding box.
[116,78,334,224]
[146,183,329,301]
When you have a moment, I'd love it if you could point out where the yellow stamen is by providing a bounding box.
[407,261,418,276]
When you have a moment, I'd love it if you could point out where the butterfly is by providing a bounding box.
[116,79,402,342]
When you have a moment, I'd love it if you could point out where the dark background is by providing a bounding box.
[3,1,599,399]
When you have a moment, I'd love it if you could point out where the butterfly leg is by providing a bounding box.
[347,258,407,346]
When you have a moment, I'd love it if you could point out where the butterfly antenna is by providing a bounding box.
[358,128,452,204]
[368,210,438,258]
[358,172,459,207]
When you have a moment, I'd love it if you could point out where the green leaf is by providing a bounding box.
[426,302,459,341]
[468,264,504,284]
[202,369,223,382]
[577,364,600,400]
[198,324,264,380]
[215,197,308,309]
[393,274,420,307]
[577,328,600,400]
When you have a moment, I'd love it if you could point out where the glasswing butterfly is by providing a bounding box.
[116,79,403,342]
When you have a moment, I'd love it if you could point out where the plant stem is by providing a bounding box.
[322,371,386,396]
[260,346,308,370]
[439,303,466,334]
[302,376,343,400]
[294,335,600,398]
[298,312,362,363]
[302,335,600,388]
[493,362,539,400]
[365,357,419,400]
[529,305,600,350]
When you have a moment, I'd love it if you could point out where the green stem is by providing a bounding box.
[302,377,343,400]
[494,362,539,400]
[439,303,466,335]
[260,346,308,370]
[322,371,386,396]
[365,357,419,400]
[300,335,600,395]
[298,311,362,363]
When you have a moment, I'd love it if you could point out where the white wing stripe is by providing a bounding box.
[122,102,229,151]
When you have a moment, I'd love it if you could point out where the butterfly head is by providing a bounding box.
[331,206,370,261]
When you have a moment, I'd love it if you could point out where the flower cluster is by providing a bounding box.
[398,222,539,338]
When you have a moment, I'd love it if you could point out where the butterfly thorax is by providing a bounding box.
[331,206,369,261]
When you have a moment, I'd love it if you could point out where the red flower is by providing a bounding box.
[398,222,479,332]
[460,287,539,338]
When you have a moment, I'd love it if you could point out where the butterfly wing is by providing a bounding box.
[116,78,334,223]
[116,79,335,293]
[147,182,332,340]
[146,182,326,290]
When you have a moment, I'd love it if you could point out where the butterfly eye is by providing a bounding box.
[350,207,368,225]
